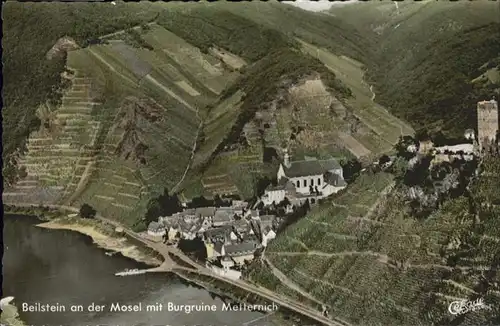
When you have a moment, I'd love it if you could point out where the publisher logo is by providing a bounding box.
[448,298,492,315]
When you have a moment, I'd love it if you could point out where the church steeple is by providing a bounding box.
[283,149,291,168]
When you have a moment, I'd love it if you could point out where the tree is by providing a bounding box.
[189,195,213,208]
[213,194,225,207]
[379,154,391,166]
[391,156,409,180]
[342,158,362,183]
[144,188,183,224]
[394,135,418,160]
[255,176,274,197]
[80,203,96,219]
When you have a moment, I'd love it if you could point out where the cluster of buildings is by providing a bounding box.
[261,150,347,206]
[147,201,278,270]
[411,97,499,165]
[146,150,348,277]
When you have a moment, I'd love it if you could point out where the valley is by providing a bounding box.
[3,2,500,326]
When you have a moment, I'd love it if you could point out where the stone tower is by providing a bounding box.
[283,148,291,168]
[477,98,499,152]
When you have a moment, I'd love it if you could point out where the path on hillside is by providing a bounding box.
[263,182,397,317]
[171,102,203,194]
[142,75,196,112]
[369,85,376,101]
[263,255,328,307]
[87,49,136,85]
[65,160,95,205]
[270,250,391,262]
[99,22,155,40]
[262,254,353,326]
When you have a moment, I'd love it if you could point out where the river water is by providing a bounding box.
[3,214,263,326]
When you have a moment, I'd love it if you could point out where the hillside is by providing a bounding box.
[2,2,169,183]
[249,157,500,325]
[4,2,384,228]
[331,1,500,139]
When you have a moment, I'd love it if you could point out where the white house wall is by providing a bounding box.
[209,265,241,280]
[233,254,255,265]
[262,189,286,205]
[290,175,324,194]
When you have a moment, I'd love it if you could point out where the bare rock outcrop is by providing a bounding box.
[46,37,80,60]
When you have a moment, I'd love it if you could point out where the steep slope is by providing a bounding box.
[151,6,370,200]
[2,1,169,184]
[5,3,356,226]
[2,17,239,229]
[251,157,500,325]
[332,1,500,139]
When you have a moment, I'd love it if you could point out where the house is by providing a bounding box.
[407,144,418,153]
[418,140,434,155]
[322,171,347,196]
[182,209,199,223]
[195,207,216,220]
[166,224,180,240]
[231,200,248,209]
[241,233,260,244]
[206,241,224,259]
[261,178,295,206]
[258,215,276,231]
[262,226,276,247]
[203,225,233,244]
[212,208,235,226]
[224,241,259,265]
[232,219,250,236]
[221,255,235,271]
[147,221,165,237]
[221,205,244,217]
[276,150,346,198]
[245,209,259,219]
[180,221,203,240]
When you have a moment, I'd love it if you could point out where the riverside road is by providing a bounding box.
[6,203,349,326]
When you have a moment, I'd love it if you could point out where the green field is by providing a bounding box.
[250,159,500,325]
[298,39,414,156]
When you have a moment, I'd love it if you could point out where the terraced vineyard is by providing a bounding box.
[252,159,500,325]
[298,39,414,156]
[3,22,243,227]
[3,71,101,205]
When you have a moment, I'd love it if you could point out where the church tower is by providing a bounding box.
[477,97,498,152]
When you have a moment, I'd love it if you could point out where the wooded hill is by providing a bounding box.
[332,1,500,139]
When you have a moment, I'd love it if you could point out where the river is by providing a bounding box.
[3,214,263,326]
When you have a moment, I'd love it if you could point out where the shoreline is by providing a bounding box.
[36,218,162,267]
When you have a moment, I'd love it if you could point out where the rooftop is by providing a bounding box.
[213,209,234,223]
[195,207,216,217]
[148,221,162,231]
[325,172,347,187]
[224,241,258,255]
[283,157,342,178]
[204,225,233,238]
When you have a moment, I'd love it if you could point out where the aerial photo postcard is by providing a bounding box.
[2,1,500,326]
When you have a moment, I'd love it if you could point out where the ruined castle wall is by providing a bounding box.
[477,101,499,149]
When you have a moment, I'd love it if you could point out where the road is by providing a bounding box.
[5,203,347,325]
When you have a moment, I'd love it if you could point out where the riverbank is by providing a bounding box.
[0,302,26,326]
[36,218,162,267]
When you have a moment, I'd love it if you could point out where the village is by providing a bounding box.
[145,97,498,279]
[146,152,349,279]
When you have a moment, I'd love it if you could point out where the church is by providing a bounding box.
[261,149,347,206]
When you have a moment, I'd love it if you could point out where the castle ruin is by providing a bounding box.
[477,97,499,153]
